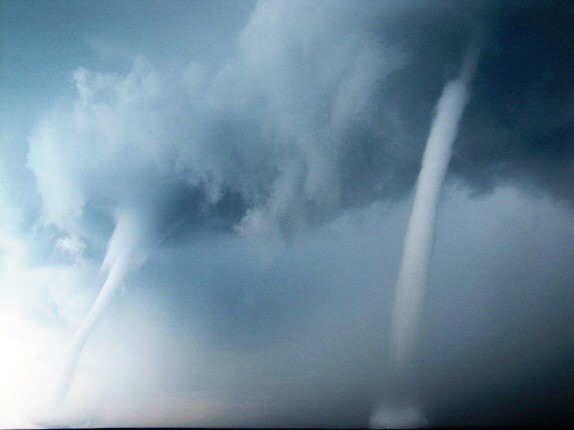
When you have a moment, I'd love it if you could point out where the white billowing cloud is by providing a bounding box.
[27,1,408,251]
[27,59,172,237]
[233,0,406,242]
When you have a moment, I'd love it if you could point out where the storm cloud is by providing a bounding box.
[1,0,574,427]
[14,0,574,243]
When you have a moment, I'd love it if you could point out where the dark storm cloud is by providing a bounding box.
[25,1,574,252]
[451,0,574,203]
[357,0,574,205]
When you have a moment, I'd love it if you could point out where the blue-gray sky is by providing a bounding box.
[1,0,573,427]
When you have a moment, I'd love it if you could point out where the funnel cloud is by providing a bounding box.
[389,41,481,371]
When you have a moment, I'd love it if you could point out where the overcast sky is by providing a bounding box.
[1,0,574,427]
